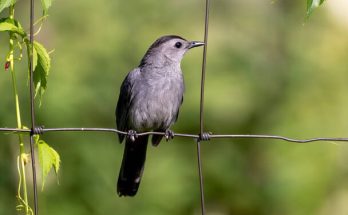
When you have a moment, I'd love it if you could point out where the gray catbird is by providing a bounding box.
[116,35,204,196]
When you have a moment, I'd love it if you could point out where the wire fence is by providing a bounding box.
[1,0,348,215]
[3,127,348,144]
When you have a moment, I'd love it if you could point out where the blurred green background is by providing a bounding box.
[1,0,348,214]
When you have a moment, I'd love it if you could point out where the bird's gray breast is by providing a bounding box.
[130,68,184,131]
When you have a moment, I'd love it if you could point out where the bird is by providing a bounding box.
[115,35,204,197]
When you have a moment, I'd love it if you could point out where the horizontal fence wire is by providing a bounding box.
[1,127,348,143]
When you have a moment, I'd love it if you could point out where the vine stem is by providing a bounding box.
[9,4,30,215]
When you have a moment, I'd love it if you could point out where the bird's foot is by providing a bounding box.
[127,130,138,142]
[164,129,175,142]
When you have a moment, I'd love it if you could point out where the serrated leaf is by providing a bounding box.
[34,41,50,73]
[40,0,52,14]
[33,45,38,71]
[306,0,326,18]
[37,139,60,190]
[33,41,51,103]
[0,18,25,36]
[0,0,16,13]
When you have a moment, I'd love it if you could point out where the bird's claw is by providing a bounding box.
[127,130,138,142]
[164,129,175,142]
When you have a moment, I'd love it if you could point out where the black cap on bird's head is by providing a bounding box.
[140,35,204,67]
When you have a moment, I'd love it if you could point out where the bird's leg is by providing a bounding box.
[127,130,138,142]
[164,129,175,142]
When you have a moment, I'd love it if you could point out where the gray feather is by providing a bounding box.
[115,35,203,196]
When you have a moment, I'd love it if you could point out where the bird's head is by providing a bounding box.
[140,35,204,67]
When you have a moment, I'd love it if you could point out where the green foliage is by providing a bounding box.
[0,0,56,214]
[0,0,16,13]
[33,41,51,101]
[306,0,326,17]
[0,18,52,102]
[40,0,52,14]
[36,136,60,190]
[0,0,51,13]
[0,18,25,36]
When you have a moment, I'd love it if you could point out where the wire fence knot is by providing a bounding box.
[31,126,45,135]
[198,132,212,142]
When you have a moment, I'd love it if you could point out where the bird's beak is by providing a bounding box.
[188,41,205,49]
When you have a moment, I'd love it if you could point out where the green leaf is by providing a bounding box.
[33,41,51,103]
[0,18,25,36]
[306,0,326,18]
[34,42,50,73]
[37,139,60,190]
[33,45,38,72]
[40,0,52,14]
[0,0,16,13]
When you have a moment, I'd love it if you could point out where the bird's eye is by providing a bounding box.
[175,42,182,49]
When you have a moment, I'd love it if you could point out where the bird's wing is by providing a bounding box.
[116,68,140,143]
[172,79,185,124]
[173,95,184,122]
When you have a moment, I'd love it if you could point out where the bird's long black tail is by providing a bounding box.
[117,135,149,197]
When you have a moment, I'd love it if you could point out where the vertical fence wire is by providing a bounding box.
[196,140,206,215]
[199,0,210,136]
[197,0,211,214]
[29,0,39,214]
